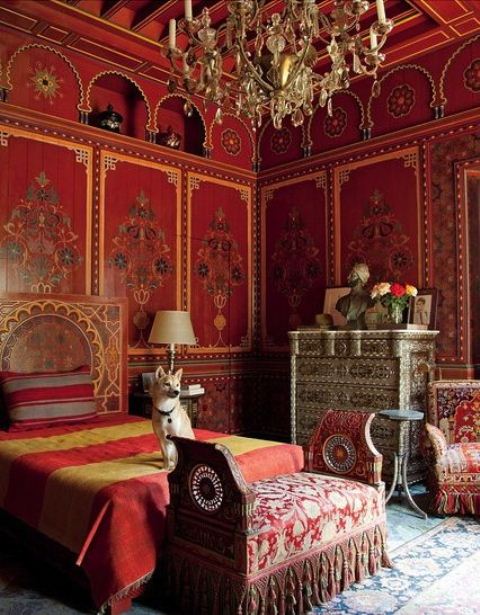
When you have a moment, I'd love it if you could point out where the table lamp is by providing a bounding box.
[148,310,196,373]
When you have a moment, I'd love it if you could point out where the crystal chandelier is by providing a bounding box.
[167,1,393,130]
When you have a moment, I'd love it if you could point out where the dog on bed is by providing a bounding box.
[149,366,195,469]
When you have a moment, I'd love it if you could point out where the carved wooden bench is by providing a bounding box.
[166,409,391,615]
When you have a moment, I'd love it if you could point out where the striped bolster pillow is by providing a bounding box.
[0,365,97,431]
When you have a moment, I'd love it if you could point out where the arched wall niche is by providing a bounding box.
[87,72,149,140]
[155,94,206,157]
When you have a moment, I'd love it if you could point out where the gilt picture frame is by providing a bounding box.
[323,286,350,327]
[409,288,438,330]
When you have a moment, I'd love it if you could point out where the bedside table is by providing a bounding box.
[130,390,203,427]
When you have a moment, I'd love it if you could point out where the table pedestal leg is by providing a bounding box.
[385,453,399,503]
[401,453,428,519]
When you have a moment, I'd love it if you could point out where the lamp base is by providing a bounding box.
[167,344,176,373]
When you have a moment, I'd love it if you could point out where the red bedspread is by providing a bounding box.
[0,415,304,609]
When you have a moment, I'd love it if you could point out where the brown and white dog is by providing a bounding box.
[149,365,195,469]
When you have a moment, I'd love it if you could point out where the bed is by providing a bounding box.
[0,293,304,614]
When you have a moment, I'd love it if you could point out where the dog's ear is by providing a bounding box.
[155,365,166,380]
[174,367,183,381]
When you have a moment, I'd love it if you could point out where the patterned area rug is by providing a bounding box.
[1,515,479,614]
[313,517,480,614]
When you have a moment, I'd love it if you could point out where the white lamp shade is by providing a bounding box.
[148,310,196,346]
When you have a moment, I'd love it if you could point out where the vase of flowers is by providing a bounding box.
[370,282,417,325]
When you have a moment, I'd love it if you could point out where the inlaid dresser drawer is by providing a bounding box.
[296,356,399,385]
[295,382,399,410]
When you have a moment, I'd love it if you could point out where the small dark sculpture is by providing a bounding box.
[336,263,374,330]
[158,125,181,149]
[97,104,123,133]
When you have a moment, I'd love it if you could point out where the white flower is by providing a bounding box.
[371,282,391,299]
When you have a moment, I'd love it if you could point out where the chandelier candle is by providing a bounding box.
[185,0,192,22]
[168,19,176,50]
[376,0,387,23]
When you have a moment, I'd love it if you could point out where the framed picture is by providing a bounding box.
[142,372,156,393]
[409,288,438,329]
[323,286,350,327]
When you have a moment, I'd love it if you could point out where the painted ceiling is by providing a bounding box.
[1,0,480,88]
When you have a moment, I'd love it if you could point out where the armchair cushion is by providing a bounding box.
[442,444,480,475]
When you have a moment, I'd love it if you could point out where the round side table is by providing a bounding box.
[378,408,427,519]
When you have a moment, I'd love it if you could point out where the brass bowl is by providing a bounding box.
[315,313,333,329]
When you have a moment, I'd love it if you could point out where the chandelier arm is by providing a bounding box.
[235,40,274,93]
[277,38,314,92]
[315,31,333,46]
[167,48,188,77]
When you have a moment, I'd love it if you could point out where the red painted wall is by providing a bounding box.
[257,34,480,437]
[0,28,256,435]
[2,24,480,438]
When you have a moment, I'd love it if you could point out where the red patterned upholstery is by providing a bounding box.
[428,380,480,444]
[167,410,390,615]
[0,365,97,431]
[426,381,480,515]
[248,473,384,575]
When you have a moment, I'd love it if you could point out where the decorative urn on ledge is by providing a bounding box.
[158,125,181,149]
[96,104,123,133]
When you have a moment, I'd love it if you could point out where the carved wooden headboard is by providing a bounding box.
[0,293,128,414]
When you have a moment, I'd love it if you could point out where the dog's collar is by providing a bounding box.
[155,407,175,423]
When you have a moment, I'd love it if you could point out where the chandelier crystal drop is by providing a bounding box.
[167,0,393,130]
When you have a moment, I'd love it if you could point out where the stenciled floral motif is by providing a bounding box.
[28,62,63,103]
[270,127,292,154]
[0,171,82,292]
[108,191,173,343]
[464,58,480,92]
[324,106,347,137]
[271,208,321,327]
[387,84,415,118]
[221,128,241,156]
[347,190,414,282]
[195,208,245,346]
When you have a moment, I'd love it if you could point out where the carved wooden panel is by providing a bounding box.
[0,293,128,413]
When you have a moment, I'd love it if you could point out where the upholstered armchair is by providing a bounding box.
[426,380,480,515]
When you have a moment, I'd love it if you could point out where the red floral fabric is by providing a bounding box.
[427,381,480,514]
[427,411,480,515]
[428,381,480,444]
[439,443,480,476]
[247,472,384,574]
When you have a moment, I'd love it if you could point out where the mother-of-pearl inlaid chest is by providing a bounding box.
[289,329,438,482]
